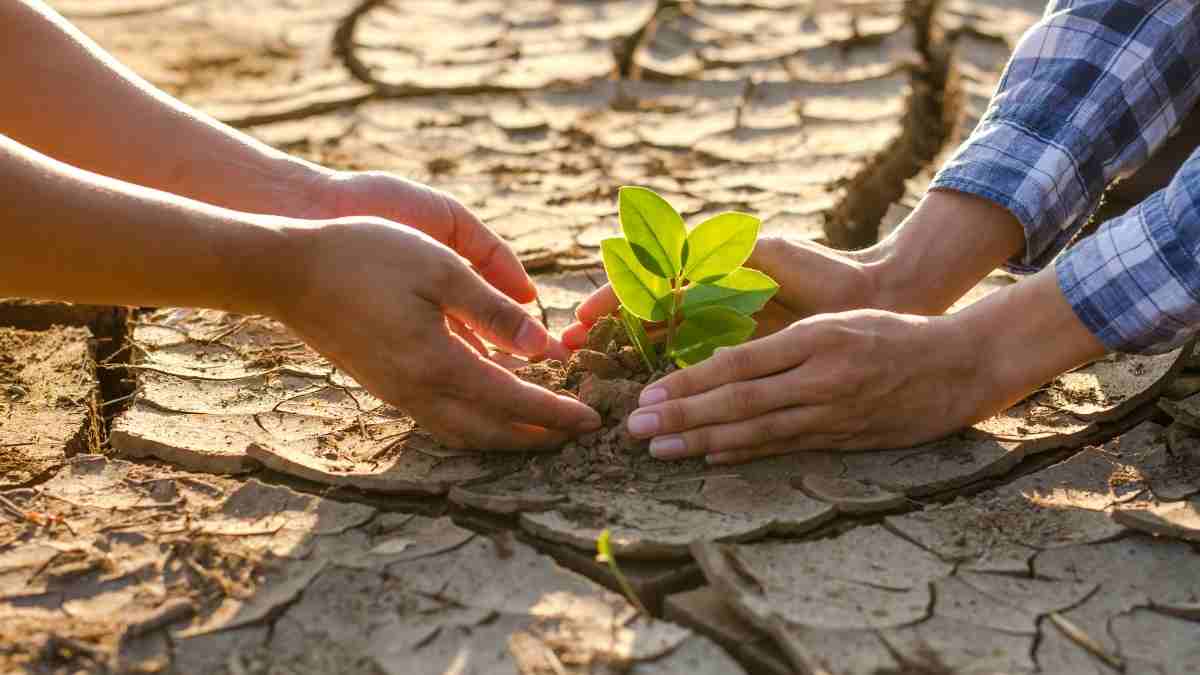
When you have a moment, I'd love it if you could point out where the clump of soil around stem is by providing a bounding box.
[515,316,706,486]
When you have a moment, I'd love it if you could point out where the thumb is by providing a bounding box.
[441,262,549,357]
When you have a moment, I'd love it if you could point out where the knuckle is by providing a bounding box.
[720,347,756,378]
[481,302,519,340]
[808,373,843,399]
[828,431,859,447]
[753,415,785,445]
[836,369,864,398]
[843,413,871,435]
[662,400,690,431]
[754,236,785,259]
[729,383,761,417]
[811,322,843,345]
[668,368,695,397]
[829,409,867,436]
[418,353,456,385]
[685,428,711,454]
[426,255,461,294]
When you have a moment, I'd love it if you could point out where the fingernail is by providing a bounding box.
[627,411,660,436]
[579,411,603,431]
[515,317,545,354]
[639,386,667,406]
[649,435,686,459]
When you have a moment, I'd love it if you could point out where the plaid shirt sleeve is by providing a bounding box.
[1058,148,1200,353]
[929,0,1200,353]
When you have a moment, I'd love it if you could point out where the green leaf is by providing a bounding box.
[682,267,779,316]
[601,238,671,321]
[682,212,760,283]
[618,186,686,279]
[620,306,657,371]
[670,306,756,367]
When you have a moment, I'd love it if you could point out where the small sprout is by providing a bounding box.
[596,528,649,616]
[600,186,778,368]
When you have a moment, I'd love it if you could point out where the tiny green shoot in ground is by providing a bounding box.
[596,528,648,616]
[600,186,778,368]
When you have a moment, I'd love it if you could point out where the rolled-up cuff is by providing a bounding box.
[1056,190,1198,354]
[931,118,1093,274]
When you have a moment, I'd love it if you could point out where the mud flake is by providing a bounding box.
[111,405,263,474]
[1109,607,1200,674]
[112,310,502,496]
[938,572,1095,636]
[195,479,376,557]
[693,526,951,633]
[246,438,496,496]
[0,327,94,488]
[841,432,1026,497]
[449,474,566,515]
[879,615,1035,674]
[797,475,906,514]
[1160,390,1200,430]
[1113,497,1200,542]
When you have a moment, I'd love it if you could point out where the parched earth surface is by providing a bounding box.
[3,1,1200,673]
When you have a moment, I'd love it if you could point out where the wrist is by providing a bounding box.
[862,189,1026,315]
[259,157,339,221]
[216,214,317,318]
[949,265,1108,419]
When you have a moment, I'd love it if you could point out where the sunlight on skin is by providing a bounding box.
[0,1,598,450]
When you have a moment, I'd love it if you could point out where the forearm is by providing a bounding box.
[861,189,1025,315]
[952,264,1108,421]
[0,134,288,313]
[0,0,328,216]
[928,1,1200,271]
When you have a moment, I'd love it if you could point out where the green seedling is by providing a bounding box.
[601,186,779,368]
[596,528,648,616]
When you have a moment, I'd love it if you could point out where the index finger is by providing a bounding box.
[439,338,602,433]
[574,284,618,326]
[638,325,815,407]
[434,189,538,304]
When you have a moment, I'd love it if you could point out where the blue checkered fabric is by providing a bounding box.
[930,0,1200,353]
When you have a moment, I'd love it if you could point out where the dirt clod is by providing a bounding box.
[512,318,704,487]
[574,348,629,379]
[579,374,642,419]
[585,315,624,352]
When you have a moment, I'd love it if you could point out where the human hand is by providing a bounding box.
[265,217,601,451]
[620,266,1107,464]
[622,309,983,463]
[300,170,570,360]
[562,236,878,349]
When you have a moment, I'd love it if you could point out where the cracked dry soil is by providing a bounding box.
[513,315,707,487]
[3,1,1200,673]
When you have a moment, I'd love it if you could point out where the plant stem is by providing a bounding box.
[663,278,683,361]
[606,556,649,616]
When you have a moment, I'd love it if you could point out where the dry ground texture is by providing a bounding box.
[2,1,1199,673]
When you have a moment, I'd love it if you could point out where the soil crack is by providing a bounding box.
[823,0,959,249]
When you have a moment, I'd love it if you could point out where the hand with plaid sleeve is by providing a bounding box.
[567,1,1200,463]
[933,0,1200,353]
